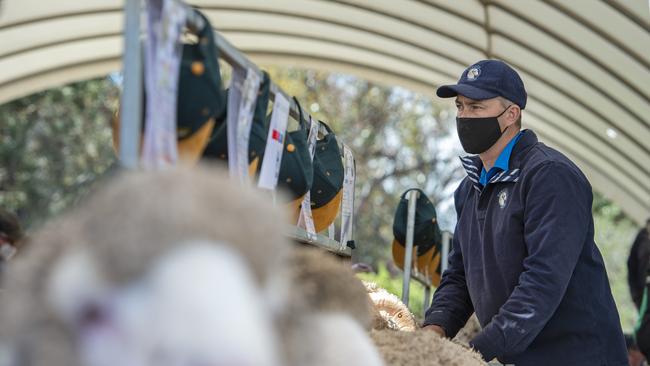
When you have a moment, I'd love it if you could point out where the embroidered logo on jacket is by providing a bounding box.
[497,189,508,208]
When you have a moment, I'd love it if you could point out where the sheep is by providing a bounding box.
[362,282,487,365]
[0,164,384,366]
[0,164,290,366]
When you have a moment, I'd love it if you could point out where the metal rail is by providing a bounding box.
[118,0,354,257]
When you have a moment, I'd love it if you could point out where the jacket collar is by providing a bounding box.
[459,129,538,192]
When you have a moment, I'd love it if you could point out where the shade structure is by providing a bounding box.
[0,0,648,224]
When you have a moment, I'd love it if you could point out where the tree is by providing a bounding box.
[592,192,639,332]
[0,78,118,229]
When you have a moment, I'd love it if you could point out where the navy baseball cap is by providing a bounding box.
[437,59,527,109]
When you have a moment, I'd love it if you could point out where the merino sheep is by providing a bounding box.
[0,164,289,366]
[0,165,384,366]
[363,282,487,365]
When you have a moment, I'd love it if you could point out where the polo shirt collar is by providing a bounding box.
[478,131,523,185]
[459,129,537,192]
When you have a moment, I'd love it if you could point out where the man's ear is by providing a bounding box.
[506,105,521,127]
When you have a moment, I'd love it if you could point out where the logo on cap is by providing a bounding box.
[466,66,481,81]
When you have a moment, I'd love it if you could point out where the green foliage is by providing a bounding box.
[0,78,118,229]
[592,192,640,332]
[357,263,428,321]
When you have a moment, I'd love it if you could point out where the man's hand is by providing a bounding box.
[422,324,446,337]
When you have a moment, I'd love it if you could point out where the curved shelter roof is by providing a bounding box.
[1,0,649,223]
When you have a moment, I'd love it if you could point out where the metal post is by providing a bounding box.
[119,0,143,169]
[423,285,431,316]
[441,231,451,273]
[401,189,419,306]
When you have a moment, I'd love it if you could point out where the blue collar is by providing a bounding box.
[459,131,523,192]
[479,132,523,186]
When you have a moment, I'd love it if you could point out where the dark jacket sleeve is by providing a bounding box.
[469,162,593,361]
[422,181,474,337]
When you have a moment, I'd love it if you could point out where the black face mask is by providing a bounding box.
[456,106,510,154]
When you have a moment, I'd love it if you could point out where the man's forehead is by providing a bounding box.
[455,95,498,104]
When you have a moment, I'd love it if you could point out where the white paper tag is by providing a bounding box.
[306,115,319,159]
[298,192,317,239]
[228,68,260,184]
[340,144,356,249]
[141,0,185,170]
[227,69,244,177]
[297,116,319,238]
[258,93,290,190]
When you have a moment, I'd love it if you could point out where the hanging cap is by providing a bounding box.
[391,188,443,285]
[309,121,344,233]
[277,97,315,218]
[202,71,272,178]
[174,9,226,162]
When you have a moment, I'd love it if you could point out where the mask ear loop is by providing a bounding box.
[497,104,515,134]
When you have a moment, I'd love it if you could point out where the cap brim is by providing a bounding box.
[429,251,442,287]
[392,239,405,270]
[391,240,435,274]
[177,118,215,164]
[311,189,343,233]
[436,83,499,100]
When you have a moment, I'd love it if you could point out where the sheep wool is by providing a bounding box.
[371,329,487,366]
[283,313,385,366]
[285,246,373,328]
[279,246,385,366]
[453,314,482,347]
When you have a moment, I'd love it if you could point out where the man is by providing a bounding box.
[628,218,650,309]
[422,59,627,365]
